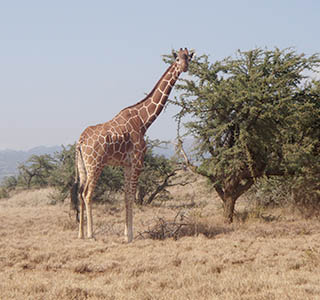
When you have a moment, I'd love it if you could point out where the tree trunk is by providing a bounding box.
[136,187,145,205]
[222,194,236,223]
[217,176,253,223]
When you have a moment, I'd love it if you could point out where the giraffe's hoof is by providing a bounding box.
[88,235,96,241]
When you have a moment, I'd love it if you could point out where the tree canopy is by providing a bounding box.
[172,48,320,222]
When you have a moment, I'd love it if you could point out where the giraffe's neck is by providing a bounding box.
[137,62,181,134]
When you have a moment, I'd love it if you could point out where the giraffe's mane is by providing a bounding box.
[120,62,176,112]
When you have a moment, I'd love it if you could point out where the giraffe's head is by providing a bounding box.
[173,48,194,73]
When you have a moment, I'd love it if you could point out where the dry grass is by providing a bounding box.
[1,178,320,299]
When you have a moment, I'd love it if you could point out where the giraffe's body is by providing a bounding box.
[72,48,194,242]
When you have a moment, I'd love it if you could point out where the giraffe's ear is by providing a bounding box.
[189,49,195,60]
[172,50,177,59]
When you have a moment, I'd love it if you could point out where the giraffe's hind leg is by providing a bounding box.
[77,151,87,239]
[78,193,85,239]
[78,177,86,239]
[82,173,100,239]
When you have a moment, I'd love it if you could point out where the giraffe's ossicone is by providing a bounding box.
[71,48,194,242]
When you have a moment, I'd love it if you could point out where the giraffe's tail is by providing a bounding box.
[70,144,84,223]
[70,181,80,222]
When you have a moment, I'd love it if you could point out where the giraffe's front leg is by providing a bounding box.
[124,167,133,242]
[125,193,133,243]
[124,166,142,243]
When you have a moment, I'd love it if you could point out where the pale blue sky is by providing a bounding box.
[1,0,319,150]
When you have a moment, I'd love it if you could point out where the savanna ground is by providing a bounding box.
[1,173,320,300]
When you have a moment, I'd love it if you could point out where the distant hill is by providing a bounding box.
[0,146,61,183]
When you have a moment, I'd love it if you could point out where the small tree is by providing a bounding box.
[2,175,18,191]
[137,140,180,205]
[18,154,55,189]
[0,175,18,199]
[93,166,124,203]
[172,48,320,222]
[49,144,76,201]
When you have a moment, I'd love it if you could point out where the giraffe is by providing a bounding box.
[71,48,194,242]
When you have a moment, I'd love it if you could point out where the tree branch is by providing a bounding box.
[146,170,177,205]
[175,139,198,173]
[234,178,254,199]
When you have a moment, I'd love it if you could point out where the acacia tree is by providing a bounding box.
[18,154,55,188]
[49,144,77,201]
[172,48,320,222]
[0,176,17,198]
[2,175,18,191]
[136,139,192,205]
